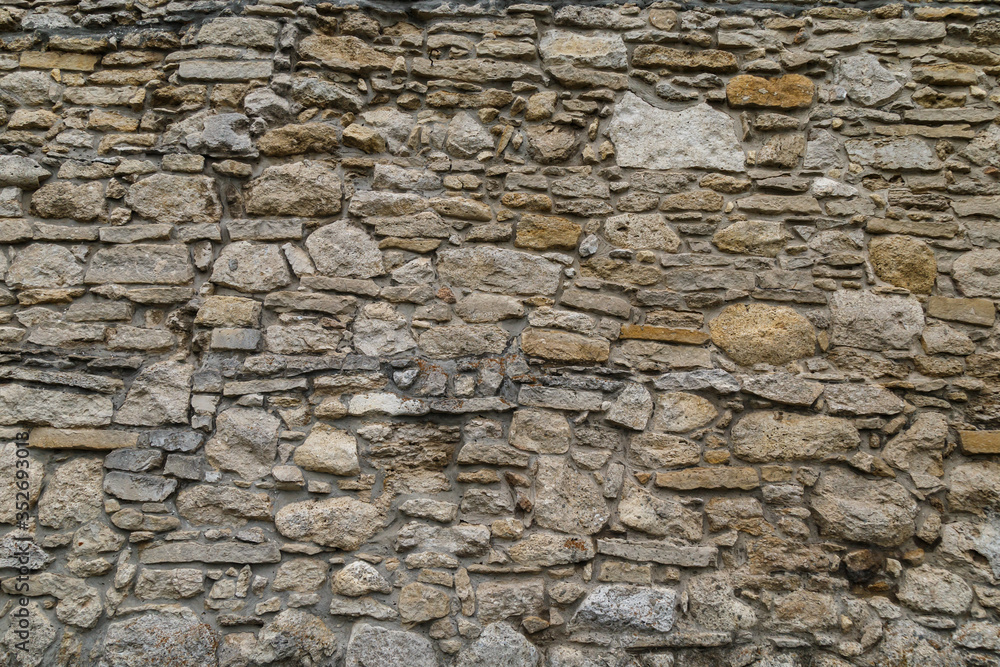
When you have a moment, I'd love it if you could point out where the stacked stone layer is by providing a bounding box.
[2,1,1000,665]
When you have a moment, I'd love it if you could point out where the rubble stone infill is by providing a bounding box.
[3,0,1000,665]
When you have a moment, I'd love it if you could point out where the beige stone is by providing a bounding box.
[709,303,816,366]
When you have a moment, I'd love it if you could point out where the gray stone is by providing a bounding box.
[811,468,917,547]
[0,602,55,667]
[605,383,654,431]
[446,111,494,157]
[0,155,50,189]
[618,483,702,540]
[534,457,609,534]
[38,457,103,530]
[333,561,391,596]
[829,291,924,350]
[455,622,540,667]
[733,412,859,462]
[438,247,562,296]
[738,373,823,406]
[607,93,745,172]
[953,249,1000,298]
[134,568,205,600]
[0,384,112,428]
[687,573,757,632]
[823,384,905,416]
[126,174,221,224]
[845,136,942,171]
[102,608,218,667]
[837,54,902,106]
[205,408,279,480]
[185,113,256,157]
[897,565,972,614]
[30,181,104,221]
[251,610,338,666]
[6,244,84,289]
[306,221,385,279]
[176,485,272,526]
[85,244,194,285]
[210,241,292,293]
[572,584,677,633]
[653,370,741,394]
[115,362,193,426]
[345,623,438,667]
[103,472,177,502]
[275,497,385,549]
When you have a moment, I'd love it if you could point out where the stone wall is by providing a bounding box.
[2,0,1000,665]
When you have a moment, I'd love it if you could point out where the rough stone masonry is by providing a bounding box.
[4,0,1000,664]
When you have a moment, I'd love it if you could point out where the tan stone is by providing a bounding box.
[20,52,98,71]
[619,325,709,344]
[631,46,737,73]
[298,35,393,72]
[869,236,937,294]
[342,124,386,153]
[522,329,610,363]
[960,431,1000,454]
[926,296,995,326]
[258,123,339,156]
[726,74,815,108]
[655,468,760,491]
[514,214,581,250]
[29,428,138,450]
[709,303,816,366]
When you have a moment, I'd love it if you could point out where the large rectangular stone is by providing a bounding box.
[655,467,760,490]
[597,538,717,567]
[517,386,604,411]
[30,428,138,450]
[140,541,281,564]
[960,430,1000,454]
[927,296,996,326]
[178,60,273,81]
[21,52,99,71]
[0,384,113,428]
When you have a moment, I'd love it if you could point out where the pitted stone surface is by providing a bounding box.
[1,2,998,665]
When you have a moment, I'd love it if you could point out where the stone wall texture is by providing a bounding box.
[4,0,1000,664]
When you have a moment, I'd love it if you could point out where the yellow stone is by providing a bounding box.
[30,428,138,450]
[726,74,815,109]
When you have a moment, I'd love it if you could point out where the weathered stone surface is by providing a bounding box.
[205,408,279,480]
[176,485,271,526]
[85,244,194,285]
[438,247,562,295]
[898,565,973,614]
[810,468,917,547]
[709,303,816,366]
[275,497,384,549]
[522,328,609,363]
[607,94,745,172]
[102,608,218,667]
[126,174,221,224]
[953,248,1000,298]
[421,324,509,358]
[299,35,393,72]
[733,412,860,462]
[115,362,192,426]
[652,392,718,433]
[713,220,791,257]
[294,424,359,475]
[949,461,1000,515]
[604,213,681,251]
[869,235,937,293]
[245,161,342,217]
[30,181,104,221]
[845,136,943,171]
[38,458,103,529]
[572,584,676,633]
[306,221,384,279]
[210,241,291,293]
[829,291,924,350]
[534,457,609,534]
[837,54,903,106]
[0,385,112,428]
[476,579,545,623]
[618,483,701,540]
[7,244,84,289]
[726,74,815,108]
[455,623,540,667]
[345,624,438,667]
[605,384,654,431]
